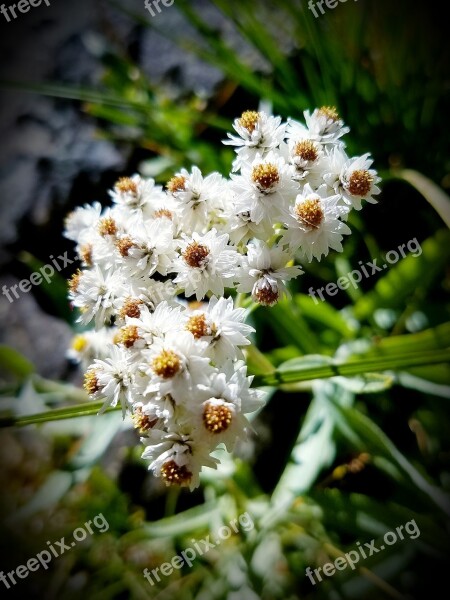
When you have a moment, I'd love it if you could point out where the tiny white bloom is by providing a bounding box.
[143,331,215,403]
[280,183,351,261]
[230,152,297,225]
[237,240,303,306]
[185,296,255,365]
[115,218,176,277]
[323,148,381,210]
[167,166,226,234]
[141,429,219,490]
[69,265,126,329]
[85,345,136,417]
[288,106,349,146]
[223,110,286,171]
[172,229,239,301]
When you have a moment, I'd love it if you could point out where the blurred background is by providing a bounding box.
[0,0,449,598]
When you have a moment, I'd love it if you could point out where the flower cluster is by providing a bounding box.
[65,107,380,489]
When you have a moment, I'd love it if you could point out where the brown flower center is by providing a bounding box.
[83,370,101,395]
[132,406,157,433]
[98,217,118,237]
[154,208,173,220]
[294,140,319,163]
[167,175,187,194]
[203,401,233,433]
[295,197,324,229]
[186,313,211,338]
[348,169,373,197]
[160,460,192,485]
[252,163,280,191]
[80,244,93,266]
[116,236,135,257]
[119,297,143,320]
[183,242,209,268]
[317,106,340,122]
[152,349,181,379]
[253,282,280,307]
[115,177,138,195]
[238,110,260,133]
[114,325,140,348]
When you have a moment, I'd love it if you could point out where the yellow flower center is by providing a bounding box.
[238,110,260,133]
[186,313,211,338]
[183,242,210,268]
[294,140,319,163]
[203,401,233,433]
[68,269,82,294]
[251,163,280,191]
[160,460,192,485]
[317,106,340,121]
[98,217,118,237]
[152,349,181,379]
[295,197,324,229]
[71,335,87,352]
[83,370,101,395]
[348,169,373,197]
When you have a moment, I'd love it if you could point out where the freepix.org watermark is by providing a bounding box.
[1,252,75,304]
[308,0,358,19]
[0,513,109,590]
[308,238,423,304]
[143,511,254,586]
[144,0,174,18]
[0,0,50,22]
[305,518,420,585]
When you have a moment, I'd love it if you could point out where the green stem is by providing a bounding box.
[252,348,450,387]
[2,349,449,428]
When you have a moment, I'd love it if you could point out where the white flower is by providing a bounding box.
[109,174,167,217]
[64,202,102,245]
[67,328,116,367]
[230,152,298,225]
[225,208,275,246]
[166,166,226,234]
[126,301,183,346]
[223,110,286,171]
[323,148,381,210]
[85,345,136,417]
[172,229,239,301]
[184,296,254,365]
[288,106,349,146]
[280,183,351,261]
[69,265,126,329]
[115,218,176,277]
[143,331,215,403]
[192,362,265,451]
[237,240,303,305]
[141,429,219,490]
[280,139,326,186]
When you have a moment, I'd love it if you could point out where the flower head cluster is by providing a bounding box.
[65,107,380,489]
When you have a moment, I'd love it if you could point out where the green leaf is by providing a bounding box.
[327,400,450,516]
[0,345,35,381]
[353,229,450,320]
[253,349,450,387]
[394,169,450,228]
